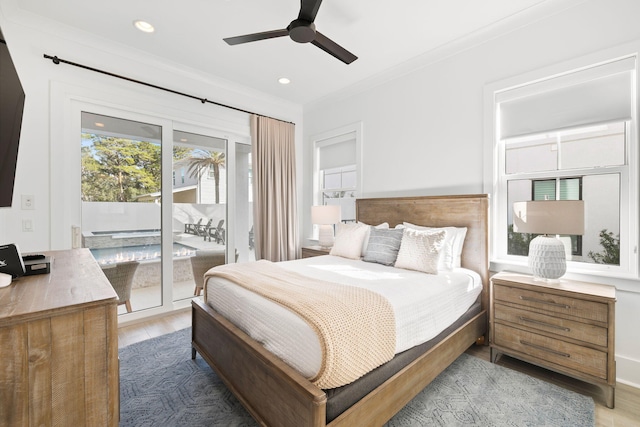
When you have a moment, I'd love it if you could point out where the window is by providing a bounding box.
[321,165,357,221]
[489,56,638,277]
[312,123,362,228]
[532,177,583,256]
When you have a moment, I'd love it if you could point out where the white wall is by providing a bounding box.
[3,0,639,388]
[0,0,302,253]
[303,0,640,387]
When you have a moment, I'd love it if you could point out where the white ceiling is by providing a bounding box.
[13,0,583,105]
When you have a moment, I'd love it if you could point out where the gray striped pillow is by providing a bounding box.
[363,228,404,266]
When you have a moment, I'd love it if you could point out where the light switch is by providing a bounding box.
[22,219,33,232]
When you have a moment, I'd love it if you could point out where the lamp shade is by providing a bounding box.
[513,200,585,236]
[311,205,341,225]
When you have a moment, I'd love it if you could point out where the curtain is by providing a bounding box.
[250,115,299,261]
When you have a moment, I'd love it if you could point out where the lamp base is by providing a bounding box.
[528,235,566,281]
[318,225,334,249]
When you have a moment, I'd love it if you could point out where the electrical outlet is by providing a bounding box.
[21,195,35,210]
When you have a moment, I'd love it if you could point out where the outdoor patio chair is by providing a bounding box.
[185,218,203,235]
[206,219,225,244]
[101,260,139,313]
[191,249,238,296]
[196,219,213,237]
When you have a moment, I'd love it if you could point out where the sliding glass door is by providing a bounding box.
[235,142,255,262]
[80,111,164,314]
[172,130,228,302]
[80,106,250,321]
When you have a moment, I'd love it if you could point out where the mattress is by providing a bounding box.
[204,254,482,382]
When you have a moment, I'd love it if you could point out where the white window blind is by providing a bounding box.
[318,133,356,170]
[499,57,634,139]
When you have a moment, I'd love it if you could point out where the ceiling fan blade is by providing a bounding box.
[224,29,289,45]
[312,32,357,64]
[298,0,323,22]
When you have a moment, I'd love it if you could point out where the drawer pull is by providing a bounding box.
[519,295,570,309]
[520,340,571,358]
[518,316,571,332]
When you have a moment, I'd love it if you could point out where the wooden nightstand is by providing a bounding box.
[490,272,616,408]
[301,245,331,258]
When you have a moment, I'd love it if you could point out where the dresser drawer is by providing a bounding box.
[493,284,608,323]
[494,303,608,347]
[494,323,608,379]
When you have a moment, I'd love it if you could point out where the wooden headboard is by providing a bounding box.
[356,194,490,311]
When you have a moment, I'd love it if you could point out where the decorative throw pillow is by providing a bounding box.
[403,222,467,270]
[394,229,446,274]
[363,227,404,266]
[359,221,390,254]
[330,223,370,259]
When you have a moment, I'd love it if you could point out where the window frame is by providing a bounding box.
[484,53,639,280]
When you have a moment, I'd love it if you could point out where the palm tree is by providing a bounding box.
[186,149,226,203]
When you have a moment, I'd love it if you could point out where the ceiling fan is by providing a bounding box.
[223,0,357,65]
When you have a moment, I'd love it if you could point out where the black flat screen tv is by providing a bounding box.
[0,28,26,208]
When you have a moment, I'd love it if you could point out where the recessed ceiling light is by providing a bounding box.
[278,77,291,85]
[180,138,188,142]
[95,122,105,127]
[134,20,155,33]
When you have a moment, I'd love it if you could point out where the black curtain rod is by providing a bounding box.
[43,54,294,125]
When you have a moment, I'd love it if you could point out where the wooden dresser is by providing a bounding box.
[0,248,119,426]
[490,272,616,408]
[301,245,331,258]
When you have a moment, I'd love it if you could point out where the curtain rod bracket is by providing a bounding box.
[43,54,61,64]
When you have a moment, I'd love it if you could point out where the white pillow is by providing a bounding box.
[358,221,390,255]
[394,229,446,274]
[403,222,467,270]
[330,223,370,259]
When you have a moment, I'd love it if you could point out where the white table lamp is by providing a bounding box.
[513,200,585,281]
[311,205,341,248]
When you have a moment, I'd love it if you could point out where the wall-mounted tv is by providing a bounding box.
[0,27,26,208]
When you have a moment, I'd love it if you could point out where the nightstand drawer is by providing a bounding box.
[301,246,331,258]
[494,303,608,347]
[493,284,608,323]
[494,323,607,379]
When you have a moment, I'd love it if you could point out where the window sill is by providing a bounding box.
[490,259,640,293]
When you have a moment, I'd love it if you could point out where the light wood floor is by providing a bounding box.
[119,309,640,426]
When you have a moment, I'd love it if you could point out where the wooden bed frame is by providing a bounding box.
[192,194,490,427]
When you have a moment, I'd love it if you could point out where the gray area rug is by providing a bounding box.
[119,328,595,426]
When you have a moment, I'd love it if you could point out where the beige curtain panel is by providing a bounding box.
[250,115,299,261]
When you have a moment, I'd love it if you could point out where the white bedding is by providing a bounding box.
[204,255,482,381]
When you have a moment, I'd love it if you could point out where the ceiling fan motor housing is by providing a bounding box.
[288,19,316,43]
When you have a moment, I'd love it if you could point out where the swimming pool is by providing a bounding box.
[90,243,195,264]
